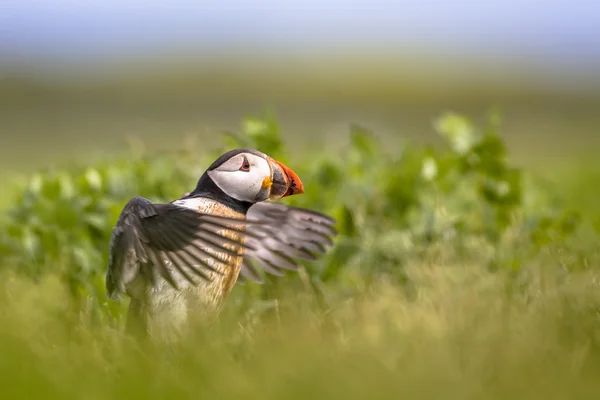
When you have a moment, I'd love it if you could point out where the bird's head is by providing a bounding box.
[191,148,304,205]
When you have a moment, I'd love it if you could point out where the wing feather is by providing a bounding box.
[239,202,337,283]
[105,196,251,300]
[106,196,338,297]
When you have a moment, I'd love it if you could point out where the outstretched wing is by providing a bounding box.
[239,202,337,283]
[106,196,251,300]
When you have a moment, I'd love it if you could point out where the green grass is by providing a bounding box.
[2,107,600,398]
[2,261,600,399]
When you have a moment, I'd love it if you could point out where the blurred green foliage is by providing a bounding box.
[1,109,600,398]
[0,110,590,320]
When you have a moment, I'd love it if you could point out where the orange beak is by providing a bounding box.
[267,157,305,199]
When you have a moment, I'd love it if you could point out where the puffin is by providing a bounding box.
[105,148,337,339]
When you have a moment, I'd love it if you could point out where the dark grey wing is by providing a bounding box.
[106,196,250,300]
[239,202,337,284]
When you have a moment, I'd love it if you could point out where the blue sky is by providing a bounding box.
[2,0,599,62]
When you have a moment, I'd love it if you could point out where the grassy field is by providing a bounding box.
[2,59,600,398]
[2,54,600,173]
[3,261,600,399]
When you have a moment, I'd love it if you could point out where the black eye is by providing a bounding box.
[239,157,250,172]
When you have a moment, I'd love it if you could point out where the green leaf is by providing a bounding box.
[84,168,103,191]
[336,204,357,238]
[434,112,477,155]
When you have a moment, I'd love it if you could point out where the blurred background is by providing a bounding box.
[1,0,599,173]
[3,4,600,397]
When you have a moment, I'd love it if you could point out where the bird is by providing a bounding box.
[105,148,337,340]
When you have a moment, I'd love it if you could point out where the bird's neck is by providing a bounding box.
[178,173,253,214]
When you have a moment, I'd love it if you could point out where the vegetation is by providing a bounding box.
[1,110,600,398]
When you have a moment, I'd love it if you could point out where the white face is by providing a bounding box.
[207,152,272,202]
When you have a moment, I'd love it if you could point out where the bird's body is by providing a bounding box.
[123,197,246,338]
[106,148,336,341]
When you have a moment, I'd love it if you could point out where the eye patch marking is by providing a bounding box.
[239,156,251,172]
